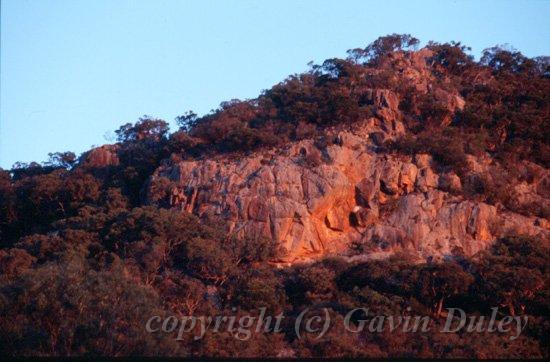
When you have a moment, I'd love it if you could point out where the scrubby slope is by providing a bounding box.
[1,35,549,357]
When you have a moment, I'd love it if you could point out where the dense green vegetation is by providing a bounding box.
[0,35,548,357]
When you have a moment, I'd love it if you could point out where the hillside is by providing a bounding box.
[1,35,549,357]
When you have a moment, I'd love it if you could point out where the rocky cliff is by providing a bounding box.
[148,92,548,263]
[145,49,549,263]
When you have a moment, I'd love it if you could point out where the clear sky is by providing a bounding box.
[1,0,549,168]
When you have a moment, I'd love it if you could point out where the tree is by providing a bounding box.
[167,131,202,155]
[62,170,101,209]
[477,265,544,316]
[156,271,213,316]
[426,41,474,75]
[13,169,66,235]
[337,258,419,297]
[533,56,550,77]
[232,266,287,313]
[175,111,198,132]
[0,252,182,356]
[474,236,548,316]
[292,309,371,358]
[115,116,169,142]
[0,169,17,244]
[416,262,474,317]
[180,235,235,286]
[45,151,77,169]
[102,206,212,282]
[364,34,420,62]
[10,161,49,180]
[286,264,338,306]
[480,45,536,74]
[0,248,35,278]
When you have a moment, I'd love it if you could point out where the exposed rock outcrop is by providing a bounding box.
[146,52,548,263]
[80,145,119,168]
[149,118,548,263]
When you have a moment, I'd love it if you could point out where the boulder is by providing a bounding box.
[80,145,119,167]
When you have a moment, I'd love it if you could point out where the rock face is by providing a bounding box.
[148,51,549,262]
[80,145,119,168]
[152,138,547,262]
[149,86,549,263]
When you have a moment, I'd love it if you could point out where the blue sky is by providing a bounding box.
[1,0,549,168]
